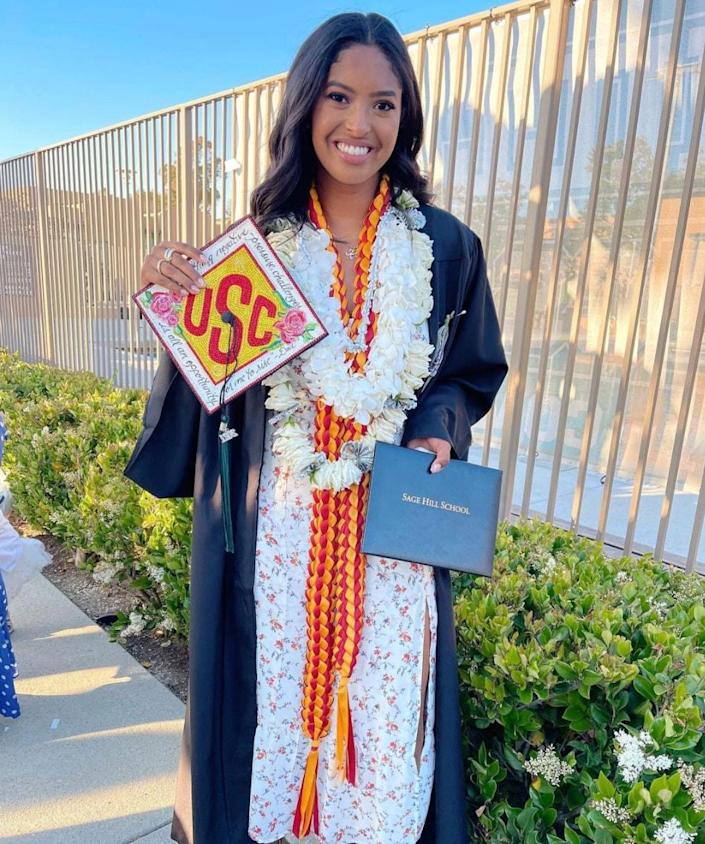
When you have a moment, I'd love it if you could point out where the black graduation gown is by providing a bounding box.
[124,205,509,844]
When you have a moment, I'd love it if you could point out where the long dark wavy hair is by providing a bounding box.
[250,12,431,230]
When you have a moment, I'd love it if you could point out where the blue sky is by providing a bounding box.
[1,0,489,162]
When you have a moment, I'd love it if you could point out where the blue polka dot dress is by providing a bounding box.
[0,572,20,718]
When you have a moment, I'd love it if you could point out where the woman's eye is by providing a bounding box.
[376,101,395,112]
[327,92,347,104]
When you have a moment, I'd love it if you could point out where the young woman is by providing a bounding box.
[126,12,508,844]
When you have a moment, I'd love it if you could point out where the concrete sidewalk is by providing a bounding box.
[1,573,185,844]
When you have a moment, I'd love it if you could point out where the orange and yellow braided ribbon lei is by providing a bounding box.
[292,177,391,837]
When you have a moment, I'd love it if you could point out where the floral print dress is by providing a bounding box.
[0,573,19,719]
[249,326,437,844]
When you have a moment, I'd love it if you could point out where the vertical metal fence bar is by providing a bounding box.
[77,140,92,371]
[56,146,73,371]
[33,151,54,363]
[443,25,468,210]
[240,90,250,219]
[3,161,18,356]
[623,40,705,556]
[498,0,570,521]
[208,100,218,240]
[426,31,447,191]
[81,137,97,377]
[597,0,687,542]
[106,133,119,380]
[482,13,514,254]
[23,158,38,361]
[220,96,227,227]
[125,125,137,387]
[545,0,622,524]
[571,0,653,528]
[43,149,61,368]
[513,0,593,515]
[656,263,705,567]
[162,115,169,243]
[687,406,705,571]
[463,19,490,228]
[88,135,105,380]
[2,161,19,357]
[117,128,130,384]
[136,121,147,387]
[230,94,242,220]
[51,147,70,369]
[20,157,38,361]
[261,84,272,192]
[251,88,261,192]
[413,33,428,97]
[199,105,206,246]
[8,159,21,356]
[178,105,193,248]
[67,142,84,370]
[482,6,538,468]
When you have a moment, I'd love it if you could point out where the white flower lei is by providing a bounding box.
[263,190,435,492]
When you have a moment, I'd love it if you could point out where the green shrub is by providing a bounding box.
[0,350,191,641]
[455,519,705,842]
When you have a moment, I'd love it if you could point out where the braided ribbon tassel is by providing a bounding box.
[292,179,390,837]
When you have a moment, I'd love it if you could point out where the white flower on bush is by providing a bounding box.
[159,614,177,633]
[615,570,630,584]
[593,797,630,825]
[678,760,705,812]
[120,611,146,638]
[147,564,165,584]
[654,818,696,844]
[614,730,671,783]
[652,600,669,621]
[92,560,119,585]
[523,745,574,786]
[526,549,558,576]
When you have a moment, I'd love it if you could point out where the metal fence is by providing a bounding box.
[2,0,705,571]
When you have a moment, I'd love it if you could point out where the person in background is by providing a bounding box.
[0,412,51,718]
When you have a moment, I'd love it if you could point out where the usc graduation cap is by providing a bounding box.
[134,215,327,415]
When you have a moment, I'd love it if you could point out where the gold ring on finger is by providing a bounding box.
[163,247,175,262]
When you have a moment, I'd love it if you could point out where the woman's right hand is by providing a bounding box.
[141,241,208,297]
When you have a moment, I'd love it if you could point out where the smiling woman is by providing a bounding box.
[125,11,508,844]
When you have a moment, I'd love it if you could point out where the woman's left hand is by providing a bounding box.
[407,437,451,473]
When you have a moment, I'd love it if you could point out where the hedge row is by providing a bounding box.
[0,350,191,639]
[2,349,705,842]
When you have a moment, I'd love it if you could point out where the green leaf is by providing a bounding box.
[596,771,616,799]
[564,827,581,844]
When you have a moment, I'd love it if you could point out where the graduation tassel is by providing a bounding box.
[292,741,320,837]
[335,678,356,784]
[219,423,236,554]
[218,310,239,555]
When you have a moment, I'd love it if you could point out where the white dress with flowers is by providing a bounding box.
[248,323,437,844]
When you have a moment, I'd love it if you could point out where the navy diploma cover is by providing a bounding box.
[361,442,501,576]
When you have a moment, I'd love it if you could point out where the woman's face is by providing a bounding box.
[311,44,402,192]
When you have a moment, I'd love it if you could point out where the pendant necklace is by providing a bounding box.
[332,236,357,262]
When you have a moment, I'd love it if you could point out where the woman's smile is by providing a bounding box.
[333,139,375,162]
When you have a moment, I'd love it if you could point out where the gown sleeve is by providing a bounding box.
[123,351,201,498]
[403,231,508,460]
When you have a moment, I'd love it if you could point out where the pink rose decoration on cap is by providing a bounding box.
[149,291,182,329]
[150,293,173,316]
[274,309,307,344]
